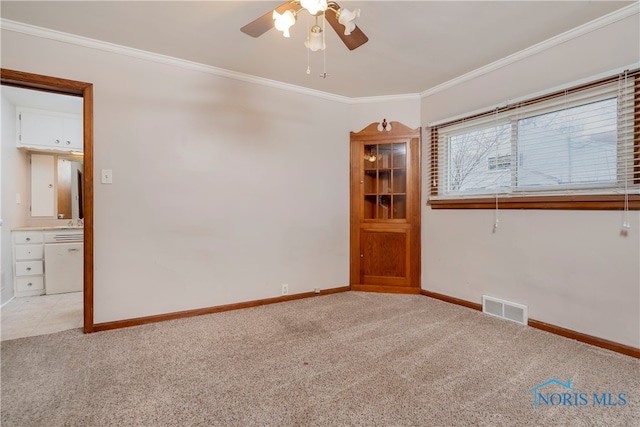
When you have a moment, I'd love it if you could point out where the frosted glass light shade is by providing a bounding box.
[273,10,296,37]
[301,0,328,16]
[337,8,360,35]
[304,25,325,51]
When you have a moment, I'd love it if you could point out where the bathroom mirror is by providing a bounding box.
[57,157,84,220]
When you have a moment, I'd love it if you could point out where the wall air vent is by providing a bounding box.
[482,295,528,325]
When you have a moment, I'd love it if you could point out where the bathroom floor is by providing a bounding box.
[1,292,83,341]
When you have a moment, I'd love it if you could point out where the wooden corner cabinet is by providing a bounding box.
[350,120,421,293]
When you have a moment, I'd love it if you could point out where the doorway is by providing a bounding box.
[1,68,94,333]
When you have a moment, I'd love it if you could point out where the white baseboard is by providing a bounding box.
[1,296,16,308]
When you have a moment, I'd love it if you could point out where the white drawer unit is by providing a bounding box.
[16,276,45,293]
[14,232,43,245]
[15,245,44,260]
[12,230,46,297]
[15,260,44,276]
[12,228,84,297]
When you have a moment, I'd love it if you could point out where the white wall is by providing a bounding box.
[1,92,29,305]
[350,96,421,133]
[2,10,638,349]
[1,30,351,322]
[421,13,640,347]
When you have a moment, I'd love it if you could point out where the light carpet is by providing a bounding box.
[1,292,638,426]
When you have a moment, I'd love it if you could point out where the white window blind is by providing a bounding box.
[430,72,638,200]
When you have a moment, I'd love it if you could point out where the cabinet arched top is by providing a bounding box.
[351,120,420,140]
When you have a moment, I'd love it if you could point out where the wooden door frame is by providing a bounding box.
[349,120,421,293]
[1,68,94,332]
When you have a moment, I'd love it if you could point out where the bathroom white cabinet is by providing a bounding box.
[30,153,55,217]
[44,241,83,295]
[17,107,83,151]
[12,231,45,297]
[12,228,84,297]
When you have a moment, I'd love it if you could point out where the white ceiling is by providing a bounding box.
[2,85,83,113]
[0,1,634,98]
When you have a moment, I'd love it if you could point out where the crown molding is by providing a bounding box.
[420,3,640,99]
[3,2,636,105]
[349,93,421,104]
[0,18,359,104]
[427,62,640,128]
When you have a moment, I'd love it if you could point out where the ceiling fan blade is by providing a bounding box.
[326,18,369,50]
[241,2,302,38]
[325,8,369,51]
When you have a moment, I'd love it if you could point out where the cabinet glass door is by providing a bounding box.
[363,142,407,220]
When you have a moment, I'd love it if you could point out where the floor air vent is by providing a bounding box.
[482,295,528,325]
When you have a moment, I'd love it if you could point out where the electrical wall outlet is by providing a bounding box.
[282,284,288,295]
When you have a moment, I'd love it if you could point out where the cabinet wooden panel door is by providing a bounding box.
[350,121,421,293]
[360,228,409,287]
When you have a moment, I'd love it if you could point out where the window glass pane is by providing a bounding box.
[393,169,406,193]
[392,143,406,168]
[378,195,391,219]
[393,195,406,219]
[517,98,617,187]
[378,144,392,169]
[364,195,377,219]
[364,145,377,169]
[447,123,511,194]
[379,170,391,194]
[364,170,377,194]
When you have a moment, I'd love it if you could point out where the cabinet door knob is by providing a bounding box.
[48,184,53,188]
[26,267,31,271]
[55,139,60,144]
[25,237,31,241]
[360,180,364,184]
[66,140,71,145]
[360,254,364,258]
[27,282,33,287]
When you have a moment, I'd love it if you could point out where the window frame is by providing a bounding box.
[428,70,640,210]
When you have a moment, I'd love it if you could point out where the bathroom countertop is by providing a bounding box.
[13,226,84,231]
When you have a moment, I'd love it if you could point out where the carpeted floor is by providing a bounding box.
[1,292,638,426]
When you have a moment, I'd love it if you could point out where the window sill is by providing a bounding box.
[428,194,640,210]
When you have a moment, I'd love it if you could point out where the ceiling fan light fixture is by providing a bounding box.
[300,0,328,16]
[337,7,360,36]
[242,1,368,76]
[273,9,296,37]
[304,24,325,51]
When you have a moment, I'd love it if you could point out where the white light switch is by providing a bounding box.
[101,169,113,184]
[16,193,21,204]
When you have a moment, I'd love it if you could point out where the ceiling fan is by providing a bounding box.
[240,0,368,51]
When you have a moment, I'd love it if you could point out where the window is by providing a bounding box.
[429,71,639,209]
[517,98,617,188]
[446,123,511,194]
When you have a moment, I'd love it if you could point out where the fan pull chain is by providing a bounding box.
[621,70,631,231]
[306,15,311,75]
[493,107,500,232]
[321,11,328,79]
